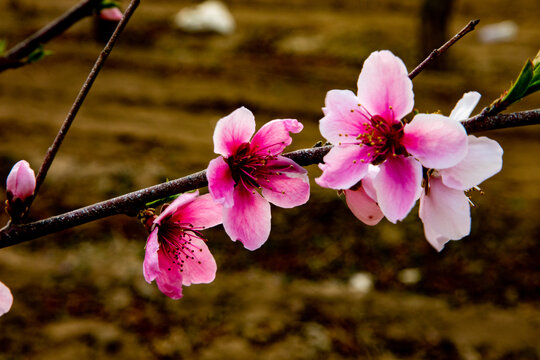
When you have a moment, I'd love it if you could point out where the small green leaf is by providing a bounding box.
[97,0,120,10]
[145,194,181,208]
[0,39,6,55]
[501,59,533,105]
[25,45,52,64]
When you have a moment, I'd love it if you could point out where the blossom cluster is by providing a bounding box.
[2,50,504,312]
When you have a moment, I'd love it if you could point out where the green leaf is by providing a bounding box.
[145,194,181,208]
[501,59,533,105]
[0,39,6,55]
[97,0,120,10]
[25,45,52,64]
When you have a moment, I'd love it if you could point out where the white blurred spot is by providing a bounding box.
[174,1,235,35]
[477,21,518,44]
[398,268,421,285]
[349,272,374,294]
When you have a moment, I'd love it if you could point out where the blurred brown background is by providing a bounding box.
[0,0,539,359]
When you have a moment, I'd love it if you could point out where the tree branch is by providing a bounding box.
[31,0,140,206]
[408,19,480,79]
[0,0,102,72]
[1,110,538,248]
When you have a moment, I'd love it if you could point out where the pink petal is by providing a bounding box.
[250,119,303,156]
[179,237,217,286]
[402,113,468,169]
[213,107,256,157]
[143,229,161,283]
[345,187,384,226]
[99,7,123,21]
[155,191,199,225]
[362,165,380,200]
[419,177,471,251]
[374,156,422,223]
[207,156,236,208]
[319,90,370,144]
[261,157,310,208]
[449,91,481,121]
[155,252,184,299]
[6,160,36,201]
[170,193,223,229]
[315,145,370,189]
[440,135,503,190]
[0,281,13,316]
[356,50,414,121]
[223,186,271,251]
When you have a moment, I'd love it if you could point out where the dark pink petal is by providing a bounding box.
[155,191,199,225]
[374,156,422,223]
[170,193,223,229]
[223,186,271,251]
[402,113,468,169]
[440,136,503,190]
[0,281,13,316]
[155,252,184,299]
[315,145,370,189]
[356,50,414,121]
[320,90,370,144]
[213,107,256,157]
[419,177,471,251]
[6,160,36,201]
[261,157,310,208]
[207,156,236,208]
[345,187,384,226]
[143,229,161,283]
[179,237,217,286]
[250,119,303,156]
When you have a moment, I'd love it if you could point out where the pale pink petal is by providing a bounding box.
[6,160,36,201]
[261,157,310,208]
[449,91,481,121]
[440,135,503,190]
[374,156,422,223]
[143,229,161,283]
[99,7,123,21]
[345,187,384,226]
[356,50,414,121]
[155,191,199,225]
[213,107,256,157]
[155,252,184,299]
[250,119,303,156]
[362,165,380,201]
[320,90,370,144]
[207,156,236,208]
[402,113,468,169]
[223,186,271,251]
[315,145,370,189]
[170,193,223,229]
[179,237,217,286]
[419,177,471,251]
[0,281,13,316]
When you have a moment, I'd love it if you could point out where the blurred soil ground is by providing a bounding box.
[0,0,539,359]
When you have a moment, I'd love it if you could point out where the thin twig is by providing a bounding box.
[0,0,101,72]
[1,110,539,248]
[31,0,140,206]
[408,19,480,80]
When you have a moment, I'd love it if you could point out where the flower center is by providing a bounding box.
[356,114,407,165]
[158,221,206,272]
[226,142,275,190]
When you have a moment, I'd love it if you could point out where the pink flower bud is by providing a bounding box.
[99,7,123,22]
[6,160,35,202]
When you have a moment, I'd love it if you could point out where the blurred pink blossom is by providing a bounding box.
[99,7,123,22]
[0,281,13,317]
[143,191,222,299]
[419,92,503,251]
[207,107,310,250]
[317,50,468,223]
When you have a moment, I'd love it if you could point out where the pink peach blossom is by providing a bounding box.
[143,191,222,299]
[317,50,468,223]
[6,160,35,202]
[99,7,123,21]
[0,281,13,317]
[419,92,503,251]
[207,107,310,250]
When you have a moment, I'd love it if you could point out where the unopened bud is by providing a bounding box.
[99,7,123,22]
[5,160,36,222]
